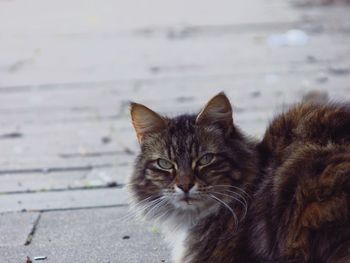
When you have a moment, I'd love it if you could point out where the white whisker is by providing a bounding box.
[144,197,168,218]
[212,188,248,202]
[121,196,163,223]
[212,184,250,199]
[209,194,239,231]
[209,191,247,220]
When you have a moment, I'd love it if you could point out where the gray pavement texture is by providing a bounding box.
[0,207,169,263]
[0,0,350,262]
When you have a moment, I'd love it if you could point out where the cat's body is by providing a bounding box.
[128,94,350,263]
[249,102,350,262]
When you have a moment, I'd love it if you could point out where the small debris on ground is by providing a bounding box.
[267,29,309,47]
[149,66,161,74]
[176,96,194,103]
[34,256,47,261]
[329,64,350,75]
[306,55,317,63]
[150,225,160,234]
[0,132,22,139]
[251,91,261,98]
[101,136,111,144]
[26,256,33,263]
[123,147,135,155]
[107,181,118,187]
[122,235,130,239]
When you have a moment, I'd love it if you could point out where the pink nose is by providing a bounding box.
[177,182,194,193]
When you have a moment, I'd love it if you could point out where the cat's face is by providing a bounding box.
[129,93,248,221]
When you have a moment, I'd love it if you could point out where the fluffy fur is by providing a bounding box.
[128,94,350,262]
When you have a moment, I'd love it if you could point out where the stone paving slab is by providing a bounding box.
[0,212,39,247]
[0,167,131,194]
[0,207,169,263]
[0,154,131,175]
[0,188,128,213]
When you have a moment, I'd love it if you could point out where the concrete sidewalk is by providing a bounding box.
[0,0,350,262]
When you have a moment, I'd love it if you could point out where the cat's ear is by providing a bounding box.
[196,92,233,129]
[130,103,166,144]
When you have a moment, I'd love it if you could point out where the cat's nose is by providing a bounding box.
[177,182,194,193]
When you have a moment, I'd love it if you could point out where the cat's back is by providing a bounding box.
[251,102,350,262]
[260,102,350,158]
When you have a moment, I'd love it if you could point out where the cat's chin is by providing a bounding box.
[171,198,217,216]
[172,199,202,211]
[157,200,219,232]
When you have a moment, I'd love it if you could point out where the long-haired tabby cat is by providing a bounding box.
[128,93,350,262]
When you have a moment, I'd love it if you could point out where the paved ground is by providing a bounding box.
[0,0,350,262]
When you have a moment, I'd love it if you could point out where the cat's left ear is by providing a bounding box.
[130,103,167,144]
[196,92,233,130]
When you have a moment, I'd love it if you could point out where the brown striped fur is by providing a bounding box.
[254,102,350,262]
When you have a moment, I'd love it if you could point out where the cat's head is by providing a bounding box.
[128,93,254,223]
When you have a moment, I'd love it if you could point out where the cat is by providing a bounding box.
[128,93,350,262]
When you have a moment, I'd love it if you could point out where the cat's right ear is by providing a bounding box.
[130,103,166,144]
[196,92,233,130]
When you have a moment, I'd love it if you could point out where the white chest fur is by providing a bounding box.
[163,227,189,263]
[159,205,219,262]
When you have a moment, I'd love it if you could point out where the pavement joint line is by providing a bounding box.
[0,204,130,216]
[0,18,337,42]
[59,150,135,158]
[24,212,41,246]
[0,113,124,125]
[0,184,125,195]
[134,20,301,35]
[26,204,129,213]
[0,163,113,175]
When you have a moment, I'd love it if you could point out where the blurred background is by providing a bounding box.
[0,0,350,261]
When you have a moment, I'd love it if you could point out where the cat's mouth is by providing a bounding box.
[180,196,194,204]
[177,193,199,205]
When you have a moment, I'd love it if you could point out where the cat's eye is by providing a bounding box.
[157,158,174,170]
[198,153,214,166]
